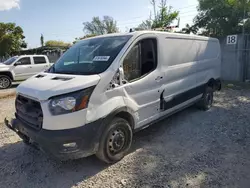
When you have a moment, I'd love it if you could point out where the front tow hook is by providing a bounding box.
[4,117,30,144]
[4,118,17,132]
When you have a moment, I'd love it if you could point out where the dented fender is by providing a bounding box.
[86,96,126,123]
[86,95,139,126]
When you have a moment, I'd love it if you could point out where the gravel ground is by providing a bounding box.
[0,97,15,124]
[0,88,250,188]
[0,83,19,99]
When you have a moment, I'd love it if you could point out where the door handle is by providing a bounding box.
[155,76,163,81]
[29,66,32,68]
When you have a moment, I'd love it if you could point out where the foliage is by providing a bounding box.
[136,0,178,30]
[136,19,153,31]
[45,40,71,48]
[0,22,27,57]
[73,34,97,44]
[151,0,179,29]
[194,0,250,37]
[20,46,67,56]
[180,24,199,34]
[40,34,44,47]
[83,16,119,35]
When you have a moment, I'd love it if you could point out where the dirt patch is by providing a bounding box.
[0,88,250,188]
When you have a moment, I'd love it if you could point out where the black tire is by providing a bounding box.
[0,75,12,89]
[96,117,133,164]
[197,87,214,111]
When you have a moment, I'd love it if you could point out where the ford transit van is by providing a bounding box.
[5,31,221,163]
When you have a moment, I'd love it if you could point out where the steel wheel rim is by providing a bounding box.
[0,77,10,89]
[107,127,129,156]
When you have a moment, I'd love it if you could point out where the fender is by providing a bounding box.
[0,70,15,80]
[86,90,139,124]
[86,96,128,123]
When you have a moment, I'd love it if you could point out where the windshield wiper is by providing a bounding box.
[54,71,74,75]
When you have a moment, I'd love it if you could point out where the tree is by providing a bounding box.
[137,0,179,31]
[45,40,71,48]
[83,16,119,35]
[151,0,179,29]
[136,19,153,31]
[73,34,97,44]
[0,22,27,57]
[40,34,44,47]
[194,0,250,37]
[180,24,198,34]
[151,0,157,20]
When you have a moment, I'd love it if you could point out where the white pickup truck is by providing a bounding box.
[0,55,53,89]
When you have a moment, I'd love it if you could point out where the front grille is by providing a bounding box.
[15,95,43,130]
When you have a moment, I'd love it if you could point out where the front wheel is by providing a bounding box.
[0,75,12,89]
[197,87,214,111]
[96,117,133,164]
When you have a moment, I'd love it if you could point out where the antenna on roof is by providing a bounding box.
[129,28,134,32]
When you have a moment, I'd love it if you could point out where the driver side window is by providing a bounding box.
[123,38,157,82]
[123,44,141,81]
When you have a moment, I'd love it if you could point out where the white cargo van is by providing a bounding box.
[5,31,221,163]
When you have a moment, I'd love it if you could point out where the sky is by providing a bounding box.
[0,0,198,48]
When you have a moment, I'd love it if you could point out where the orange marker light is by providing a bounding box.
[77,96,89,110]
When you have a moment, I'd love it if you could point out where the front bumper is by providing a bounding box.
[4,115,102,160]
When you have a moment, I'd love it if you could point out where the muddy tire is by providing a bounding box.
[197,87,214,111]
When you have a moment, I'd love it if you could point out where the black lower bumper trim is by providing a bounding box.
[5,116,103,160]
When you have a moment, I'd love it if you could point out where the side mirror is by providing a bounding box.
[118,67,126,85]
[14,61,21,66]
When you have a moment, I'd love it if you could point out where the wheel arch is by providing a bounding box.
[0,71,13,80]
[207,78,215,88]
[207,78,221,91]
[103,107,135,130]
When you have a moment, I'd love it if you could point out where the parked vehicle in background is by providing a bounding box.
[5,31,221,163]
[0,55,52,89]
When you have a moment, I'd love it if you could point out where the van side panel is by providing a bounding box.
[160,35,198,109]
[86,33,221,129]
[195,39,221,87]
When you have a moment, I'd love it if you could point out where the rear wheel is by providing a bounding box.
[96,117,133,164]
[0,75,12,89]
[197,86,214,111]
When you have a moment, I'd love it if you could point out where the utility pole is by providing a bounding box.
[151,0,156,20]
[243,4,246,37]
[40,34,44,47]
[242,0,248,81]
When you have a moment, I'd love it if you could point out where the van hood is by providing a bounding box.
[16,73,101,100]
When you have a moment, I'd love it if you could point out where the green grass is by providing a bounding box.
[222,80,250,90]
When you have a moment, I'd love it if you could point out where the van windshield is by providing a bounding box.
[48,35,132,75]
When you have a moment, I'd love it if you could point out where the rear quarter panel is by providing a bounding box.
[195,39,221,86]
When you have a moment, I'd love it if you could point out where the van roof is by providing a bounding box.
[88,31,217,41]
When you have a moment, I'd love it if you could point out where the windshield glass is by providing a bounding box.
[2,57,18,65]
[48,35,132,75]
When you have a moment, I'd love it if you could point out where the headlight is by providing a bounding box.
[49,86,95,115]
[51,97,76,110]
